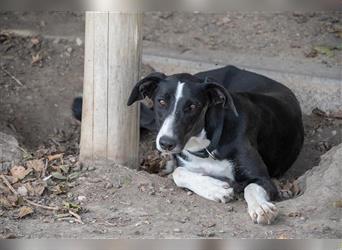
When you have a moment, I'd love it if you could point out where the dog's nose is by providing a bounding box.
[159,136,177,151]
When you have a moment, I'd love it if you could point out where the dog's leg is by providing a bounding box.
[244,183,278,224]
[173,167,234,203]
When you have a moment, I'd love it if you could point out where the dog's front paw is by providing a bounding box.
[203,177,234,203]
[247,201,278,224]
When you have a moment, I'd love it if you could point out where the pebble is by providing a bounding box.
[66,47,73,53]
[77,195,87,202]
[187,191,193,196]
[76,37,83,46]
[104,182,113,189]
[331,130,337,136]
[227,206,234,212]
[17,186,28,196]
[207,232,216,237]
[173,228,182,233]
[87,166,96,171]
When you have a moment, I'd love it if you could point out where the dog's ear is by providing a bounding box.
[205,82,238,117]
[127,72,166,106]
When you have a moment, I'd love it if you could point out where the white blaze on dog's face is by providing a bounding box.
[154,77,208,153]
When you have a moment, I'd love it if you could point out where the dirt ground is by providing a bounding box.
[0,12,341,239]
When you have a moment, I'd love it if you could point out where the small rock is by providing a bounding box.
[331,130,337,136]
[66,47,73,53]
[227,206,234,212]
[149,190,156,196]
[173,228,182,233]
[76,37,83,46]
[53,38,60,44]
[87,166,96,171]
[17,186,28,196]
[187,191,193,196]
[104,182,113,189]
[77,196,86,202]
[207,232,216,237]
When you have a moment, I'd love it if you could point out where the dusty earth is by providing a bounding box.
[0,12,341,239]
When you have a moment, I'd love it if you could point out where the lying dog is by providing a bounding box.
[127,65,304,224]
[73,65,304,224]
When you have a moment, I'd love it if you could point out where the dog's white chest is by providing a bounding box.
[177,129,235,181]
[178,152,235,181]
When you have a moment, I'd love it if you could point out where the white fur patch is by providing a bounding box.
[156,82,184,151]
[184,129,210,151]
[179,130,235,180]
[244,183,278,224]
[173,167,234,203]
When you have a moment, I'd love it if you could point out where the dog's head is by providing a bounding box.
[127,72,237,154]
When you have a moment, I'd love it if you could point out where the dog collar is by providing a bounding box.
[187,148,217,160]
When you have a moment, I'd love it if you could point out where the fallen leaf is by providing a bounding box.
[26,159,45,173]
[276,233,289,239]
[51,172,67,180]
[63,201,81,213]
[314,45,334,57]
[17,206,33,218]
[48,153,64,162]
[0,196,13,208]
[30,37,40,45]
[50,184,68,195]
[333,200,342,208]
[31,53,42,65]
[26,181,46,196]
[4,175,19,184]
[68,172,79,181]
[60,165,70,174]
[10,166,31,180]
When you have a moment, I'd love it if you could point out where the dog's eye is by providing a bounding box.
[185,104,198,112]
[158,99,167,107]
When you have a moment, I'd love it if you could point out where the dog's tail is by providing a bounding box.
[72,96,83,121]
[71,96,156,131]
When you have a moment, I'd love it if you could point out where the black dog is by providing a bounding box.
[126,65,304,224]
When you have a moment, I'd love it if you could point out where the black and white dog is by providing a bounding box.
[73,65,304,224]
[126,65,304,224]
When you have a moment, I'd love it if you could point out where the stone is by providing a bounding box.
[0,132,22,172]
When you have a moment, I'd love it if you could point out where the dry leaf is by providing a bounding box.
[276,233,289,239]
[48,153,64,162]
[0,196,12,208]
[4,175,19,184]
[10,166,31,180]
[17,206,33,218]
[31,53,42,64]
[31,181,46,196]
[30,37,40,45]
[26,159,45,173]
[51,172,67,180]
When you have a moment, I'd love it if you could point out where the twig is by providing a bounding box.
[0,174,59,211]
[69,210,84,224]
[1,67,24,86]
[24,199,59,211]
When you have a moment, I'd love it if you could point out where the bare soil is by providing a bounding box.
[0,12,341,239]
